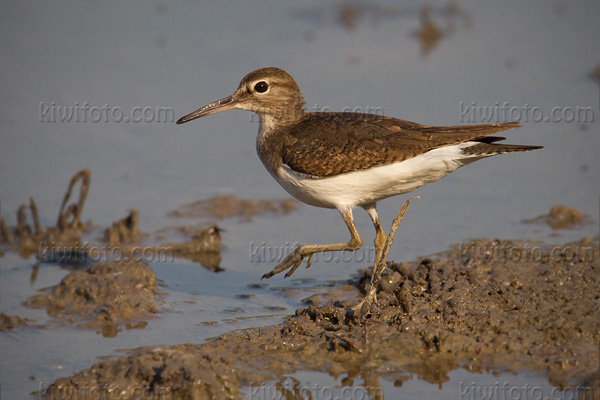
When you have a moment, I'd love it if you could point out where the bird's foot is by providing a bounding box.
[352,291,378,319]
[261,247,314,279]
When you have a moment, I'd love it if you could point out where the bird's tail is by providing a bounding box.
[463,140,543,156]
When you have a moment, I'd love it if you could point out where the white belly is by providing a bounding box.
[271,143,485,209]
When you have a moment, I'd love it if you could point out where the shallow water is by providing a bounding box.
[243,369,589,400]
[1,0,599,398]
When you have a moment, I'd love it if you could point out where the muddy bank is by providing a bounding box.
[42,238,599,400]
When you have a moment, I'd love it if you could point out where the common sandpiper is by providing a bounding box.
[177,67,542,314]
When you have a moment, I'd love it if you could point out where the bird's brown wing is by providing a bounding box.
[281,112,522,177]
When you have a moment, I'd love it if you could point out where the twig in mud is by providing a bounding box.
[16,204,30,237]
[0,200,12,243]
[30,197,41,235]
[105,209,141,247]
[57,169,90,230]
[0,218,12,243]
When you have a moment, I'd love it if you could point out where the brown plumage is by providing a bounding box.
[276,114,540,177]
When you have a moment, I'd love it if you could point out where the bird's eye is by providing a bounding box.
[254,81,269,93]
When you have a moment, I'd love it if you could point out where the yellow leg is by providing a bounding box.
[262,207,363,279]
[363,203,387,271]
[355,197,418,318]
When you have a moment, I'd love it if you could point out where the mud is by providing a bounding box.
[1,169,224,272]
[162,226,223,271]
[0,312,32,332]
[115,222,223,271]
[26,261,162,337]
[168,195,297,222]
[42,238,599,400]
[105,209,142,248]
[524,205,589,229]
[4,171,597,397]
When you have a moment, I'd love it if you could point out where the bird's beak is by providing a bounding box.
[176,95,237,124]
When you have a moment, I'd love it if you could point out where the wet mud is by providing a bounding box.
[42,238,599,400]
[524,205,590,230]
[0,312,32,332]
[168,195,297,222]
[162,226,223,271]
[104,209,142,248]
[3,171,597,398]
[26,261,162,337]
[106,210,224,271]
[0,170,224,272]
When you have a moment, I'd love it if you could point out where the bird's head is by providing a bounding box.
[176,67,305,126]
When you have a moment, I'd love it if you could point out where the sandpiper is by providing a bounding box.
[177,67,542,313]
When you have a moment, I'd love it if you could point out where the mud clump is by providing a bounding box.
[26,261,161,337]
[524,205,588,229]
[168,195,297,222]
[104,210,223,271]
[0,313,31,332]
[163,226,223,271]
[545,205,586,229]
[104,209,142,247]
[43,239,599,400]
